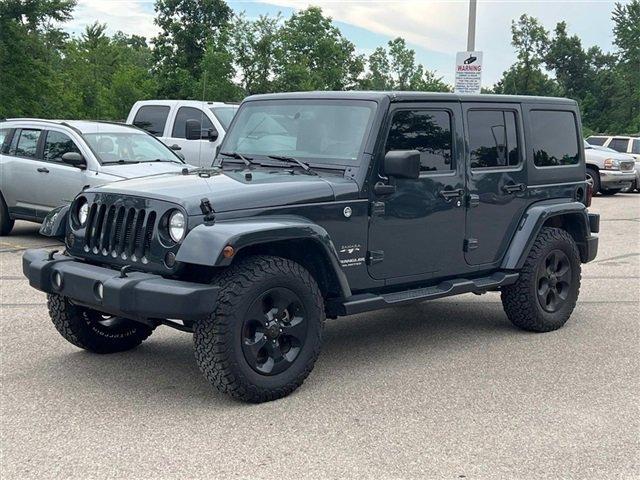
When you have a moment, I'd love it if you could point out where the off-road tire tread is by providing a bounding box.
[47,294,153,353]
[501,227,580,332]
[194,255,325,403]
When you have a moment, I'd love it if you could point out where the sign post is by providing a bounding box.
[454,51,483,95]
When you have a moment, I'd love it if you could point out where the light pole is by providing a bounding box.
[467,0,477,51]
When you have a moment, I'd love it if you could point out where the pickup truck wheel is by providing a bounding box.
[47,294,154,353]
[585,168,600,195]
[194,255,325,403]
[0,194,14,236]
[501,227,581,332]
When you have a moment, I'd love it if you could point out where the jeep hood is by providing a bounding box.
[90,169,358,215]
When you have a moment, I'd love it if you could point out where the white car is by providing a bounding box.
[127,100,239,168]
[587,135,640,191]
[0,119,188,235]
[583,141,636,195]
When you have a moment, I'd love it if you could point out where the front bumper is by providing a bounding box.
[23,249,218,321]
[599,170,635,189]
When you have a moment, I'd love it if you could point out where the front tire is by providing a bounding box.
[600,188,621,196]
[586,168,600,195]
[194,256,325,403]
[47,294,154,353]
[501,227,581,332]
[0,193,14,236]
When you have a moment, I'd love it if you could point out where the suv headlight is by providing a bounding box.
[76,198,89,226]
[604,158,620,170]
[168,210,186,243]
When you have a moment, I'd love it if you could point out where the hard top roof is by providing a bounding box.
[245,90,577,105]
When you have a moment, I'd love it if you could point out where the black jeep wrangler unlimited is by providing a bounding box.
[23,92,599,402]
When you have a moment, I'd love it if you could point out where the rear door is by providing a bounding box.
[168,106,219,167]
[367,102,467,281]
[3,128,44,219]
[463,103,528,266]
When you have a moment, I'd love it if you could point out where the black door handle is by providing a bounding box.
[37,167,50,173]
[502,183,526,194]
[439,188,465,201]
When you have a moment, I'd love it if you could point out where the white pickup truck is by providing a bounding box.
[127,100,238,167]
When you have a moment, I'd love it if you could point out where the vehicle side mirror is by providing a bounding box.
[207,128,219,142]
[61,152,86,169]
[384,150,421,179]
[185,119,202,140]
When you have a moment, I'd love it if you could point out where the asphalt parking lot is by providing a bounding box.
[1,194,638,480]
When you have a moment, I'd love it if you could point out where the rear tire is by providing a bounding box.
[501,227,581,332]
[47,294,154,353]
[194,255,325,403]
[0,193,14,236]
[586,167,600,195]
[600,188,621,196]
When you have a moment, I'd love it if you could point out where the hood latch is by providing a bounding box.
[200,198,215,222]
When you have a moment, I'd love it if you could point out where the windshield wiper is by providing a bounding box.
[219,151,255,167]
[267,155,317,175]
[140,158,184,164]
[102,159,141,165]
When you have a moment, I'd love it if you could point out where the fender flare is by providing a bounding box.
[39,205,70,239]
[176,215,351,298]
[501,201,590,270]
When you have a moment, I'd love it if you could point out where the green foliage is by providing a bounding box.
[0,0,636,136]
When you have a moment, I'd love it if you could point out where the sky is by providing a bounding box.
[66,0,623,87]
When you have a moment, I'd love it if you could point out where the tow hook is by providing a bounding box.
[47,250,59,261]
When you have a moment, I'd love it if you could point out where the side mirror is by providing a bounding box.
[384,150,421,179]
[207,128,219,142]
[185,119,202,140]
[169,143,182,151]
[61,152,86,169]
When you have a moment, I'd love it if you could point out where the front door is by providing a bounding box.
[367,103,467,281]
[462,103,528,266]
[168,106,220,167]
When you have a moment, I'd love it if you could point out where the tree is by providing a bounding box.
[152,0,232,98]
[231,13,280,95]
[361,38,450,92]
[273,7,364,91]
[198,30,243,102]
[0,0,76,118]
[544,22,590,98]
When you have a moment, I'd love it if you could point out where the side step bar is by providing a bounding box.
[334,272,519,316]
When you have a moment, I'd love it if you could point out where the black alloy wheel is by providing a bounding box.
[242,287,308,375]
[536,249,572,313]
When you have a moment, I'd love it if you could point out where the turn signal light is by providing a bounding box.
[222,245,235,258]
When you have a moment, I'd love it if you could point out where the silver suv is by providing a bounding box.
[0,119,188,235]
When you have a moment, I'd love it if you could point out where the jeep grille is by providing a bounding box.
[83,203,157,263]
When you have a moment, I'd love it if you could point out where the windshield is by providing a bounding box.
[83,132,182,164]
[220,100,377,166]
[210,106,238,130]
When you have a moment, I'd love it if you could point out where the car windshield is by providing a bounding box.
[210,106,238,130]
[83,132,182,164]
[220,100,377,166]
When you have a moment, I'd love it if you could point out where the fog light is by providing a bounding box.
[94,282,104,301]
[164,252,176,267]
[52,272,62,290]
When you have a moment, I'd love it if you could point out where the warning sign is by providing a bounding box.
[454,51,483,95]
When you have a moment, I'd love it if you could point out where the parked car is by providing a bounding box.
[583,140,636,195]
[24,92,599,403]
[587,135,640,191]
[127,100,239,168]
[0,119,187,235]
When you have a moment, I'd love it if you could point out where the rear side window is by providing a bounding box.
[14,129,41,158]
[608,138,630,153]
[0,128,8,148]
[172,107,214,139]
[531,110,579,167]
[133,106,170,136]
[386,110,453,173]
[468,110,520,169]
[44,131,81,162]
[586,137,606,146]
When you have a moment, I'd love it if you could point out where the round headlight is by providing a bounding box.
[168,210,186,243]
[78,199,89,226]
